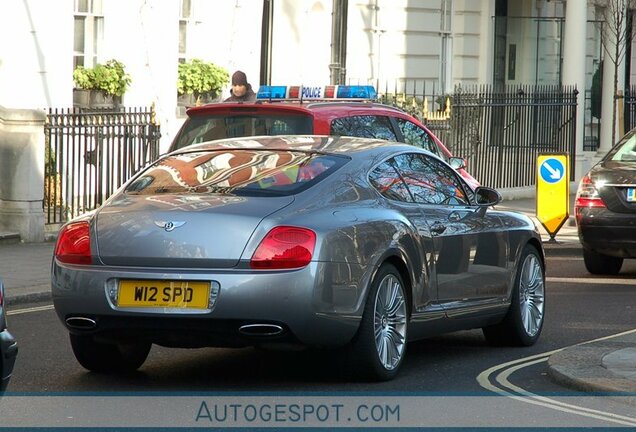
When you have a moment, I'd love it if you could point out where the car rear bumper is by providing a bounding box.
[52,261,367,348]
[577,210,636,257]
[0,329,18,393]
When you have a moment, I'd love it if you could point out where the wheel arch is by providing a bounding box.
[526,237,545,269]
[373,252,413,318]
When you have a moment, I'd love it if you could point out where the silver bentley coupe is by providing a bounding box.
[52,135,545,381]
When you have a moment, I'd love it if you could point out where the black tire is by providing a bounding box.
[483,245,545,347]
[583,249,623,275]
[348,263,408,381]
[70,334,151,373]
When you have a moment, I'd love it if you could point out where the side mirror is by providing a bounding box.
[449,157,467,170]
[475,186,502,207]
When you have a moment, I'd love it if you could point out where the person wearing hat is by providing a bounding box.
[224,70,256,102]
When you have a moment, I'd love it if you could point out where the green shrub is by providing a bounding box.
[73,59,131,97]
[177,59,229,98]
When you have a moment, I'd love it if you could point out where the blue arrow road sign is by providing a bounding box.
[539,158,565,184]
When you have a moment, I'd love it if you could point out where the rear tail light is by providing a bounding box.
[55,221,92,265]
[574,174,605,207]
[250,226,316,269]
[575,174,606,209]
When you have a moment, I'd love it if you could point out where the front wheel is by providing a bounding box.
[70,334,151,373]
[483,244,545,346]
[583,249,623,275]
[349,263,408,381]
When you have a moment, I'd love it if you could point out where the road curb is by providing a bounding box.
[542,245,582,257]
[5,291,52,307]
[547,341,636,402]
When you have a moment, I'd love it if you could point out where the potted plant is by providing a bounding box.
[73,59,132,109]
[177,59,229,106]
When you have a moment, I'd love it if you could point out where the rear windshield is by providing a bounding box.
[126,150,347,197]
[171,114,314,151]
[607,130,636,162]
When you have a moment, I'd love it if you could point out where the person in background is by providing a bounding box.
[224,70,256,102]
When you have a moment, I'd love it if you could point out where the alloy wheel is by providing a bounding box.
[373,274,407,370]
[519,253,545,338]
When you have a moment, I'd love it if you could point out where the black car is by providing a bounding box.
[0,278,17,392]
[575,129,636,274]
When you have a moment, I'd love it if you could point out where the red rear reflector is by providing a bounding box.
[250,226,316,269]
[574,197,606,208]
[55,221,92,265]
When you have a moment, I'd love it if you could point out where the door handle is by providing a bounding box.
[430,222,446,235]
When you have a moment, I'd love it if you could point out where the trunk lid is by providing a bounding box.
[593,161,636,213]
[95,194,293,268]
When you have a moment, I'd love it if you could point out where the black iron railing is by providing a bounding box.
[44,107,161,225]
[625,86,636,134]
[376,82,578,189]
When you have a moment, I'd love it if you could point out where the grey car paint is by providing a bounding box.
[52,136,543,350]
[0,279,18,392]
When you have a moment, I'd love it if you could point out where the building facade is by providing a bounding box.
[0,0,630,175]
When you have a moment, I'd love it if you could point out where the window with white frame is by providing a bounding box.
[73,0,103,69]
[440,0,453,94]
[178,0,192,63]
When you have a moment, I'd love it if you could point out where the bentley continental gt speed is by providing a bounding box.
[52,135,545,381]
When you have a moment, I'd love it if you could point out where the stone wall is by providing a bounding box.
[0,106,46,242]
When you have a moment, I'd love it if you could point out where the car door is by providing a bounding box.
[391,153,509,315]
[367,158,439,315]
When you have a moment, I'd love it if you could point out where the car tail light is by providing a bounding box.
[55,221,92,265]
[575,174,606,209]
[250,226,316,269]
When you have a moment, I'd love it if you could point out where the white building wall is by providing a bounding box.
[453,0,483,85]
[193,1,262,90]
[346,0,490,90]
[0,0,74,108]
[0,0,264,152]
[270,0,332,85]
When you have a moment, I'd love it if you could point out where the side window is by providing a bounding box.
[369,160,413,202]
[393,153,469,206]
[330,116,398,141]
[395,118,440,157]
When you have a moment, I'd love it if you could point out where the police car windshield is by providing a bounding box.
[172,113,314,151]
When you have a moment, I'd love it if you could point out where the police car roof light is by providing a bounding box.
[256,85,377,101]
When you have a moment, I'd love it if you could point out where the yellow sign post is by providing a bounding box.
[536,153,569,241]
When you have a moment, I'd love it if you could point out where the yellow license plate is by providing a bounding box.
[118,280,210,309]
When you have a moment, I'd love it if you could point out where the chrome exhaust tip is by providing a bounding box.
[238,324,284,337]
[65,316,97,330]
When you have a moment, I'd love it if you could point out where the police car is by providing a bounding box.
[170,85,478,188]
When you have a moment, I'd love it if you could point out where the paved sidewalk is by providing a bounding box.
[1,193,635,396]
[0,241,54,305]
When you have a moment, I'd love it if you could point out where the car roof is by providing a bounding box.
[172,134,421,158]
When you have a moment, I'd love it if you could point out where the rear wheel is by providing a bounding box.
[349,263,408,381]
[583,249,623,275]
[70,334,151,373]
[483,244,545,346]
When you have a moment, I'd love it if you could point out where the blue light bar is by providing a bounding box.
[336,85,377,99]
[256,86,288,99]
[256,85,377,100]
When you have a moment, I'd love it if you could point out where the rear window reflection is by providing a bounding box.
[172,114,314,151]
[126,150,347,197]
